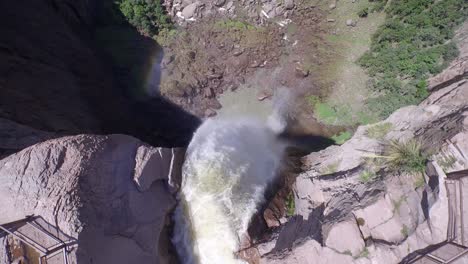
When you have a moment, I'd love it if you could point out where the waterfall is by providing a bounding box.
[172,117,286,264]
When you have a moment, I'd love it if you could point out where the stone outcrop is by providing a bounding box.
[0,135,183,263]
[254,21,468,264]
[164,0,296,24]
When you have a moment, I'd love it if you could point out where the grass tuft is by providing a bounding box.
[359,170,377,183]
[383,139,428,173]
[400,224,409,237]
[286,191,295,217]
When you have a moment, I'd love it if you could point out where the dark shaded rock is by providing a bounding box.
[0,1,200,148]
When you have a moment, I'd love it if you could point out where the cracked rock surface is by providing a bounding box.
[253,21,468,264]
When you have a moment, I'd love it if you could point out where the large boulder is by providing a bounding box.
[0,134,183,263]
[325,219,365,256]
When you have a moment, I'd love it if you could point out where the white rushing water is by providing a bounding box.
[172,117,286,264]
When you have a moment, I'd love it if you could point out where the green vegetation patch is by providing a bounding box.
[215,19,256,31]
[306,96,377,126]
[332,131,353,145]
[358,7,369,18]
[117,0,172,36]
[359,0,468,118]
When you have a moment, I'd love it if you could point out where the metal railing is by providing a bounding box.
[0,216,77,264]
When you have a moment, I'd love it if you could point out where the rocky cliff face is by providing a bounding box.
[0,134,184,263]
[249,21,468,264]
[0,1,199,148]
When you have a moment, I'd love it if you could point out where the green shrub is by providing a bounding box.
[358,7,369,17]
[359,170,377,182]
[117,0,172,36]
[359,0,467,119]
[332,131,352,145]
[156,28,178,46]
[356,217,366,226]
[285,191,295,216]
[366,122,393,139]
[383,139,428,173]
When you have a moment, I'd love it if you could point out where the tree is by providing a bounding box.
[117,0,172,36]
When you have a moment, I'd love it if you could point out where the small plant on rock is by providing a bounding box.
[285,191,295,217]
[400,224,409,238]
[383,139,428,173]
[356,247,370,259]
[437,154,457,172]
[359,170,377,183]
[356,217,366,226]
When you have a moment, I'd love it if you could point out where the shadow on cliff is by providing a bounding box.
[0,1,200,148]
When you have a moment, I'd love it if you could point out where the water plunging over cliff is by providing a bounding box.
[172,116,286,264]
